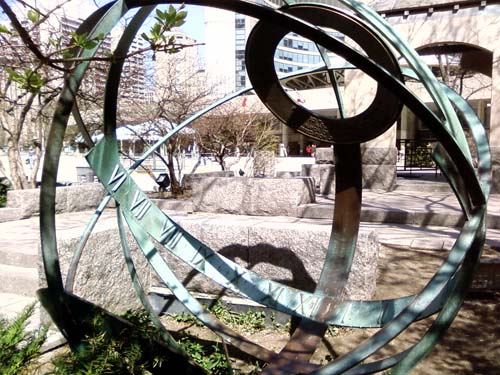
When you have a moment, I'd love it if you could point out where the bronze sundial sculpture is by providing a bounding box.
[37,1,490,374]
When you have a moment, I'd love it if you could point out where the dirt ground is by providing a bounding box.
[163,244,500,375]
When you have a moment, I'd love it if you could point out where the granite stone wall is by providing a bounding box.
[191,177,316,216]
[41,215,379,315]
[2,184,109,222]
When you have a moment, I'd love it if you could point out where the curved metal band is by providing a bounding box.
[39,1,490,374]
[246,4,403,144]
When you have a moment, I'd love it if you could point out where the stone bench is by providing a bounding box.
[43,214,379,315]
[5,184,109,219]
[182,171,234,190]
[191,176,315,216]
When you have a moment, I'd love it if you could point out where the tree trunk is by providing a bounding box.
[166,145,182,195]
[7,138,27,190]
[216,154,226,171]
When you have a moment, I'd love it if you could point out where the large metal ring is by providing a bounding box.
[246,4,403,144]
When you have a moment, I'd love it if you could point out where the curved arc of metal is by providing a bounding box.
[65,7,153,293]
[338,0,472,163]
[116,206,186,354]
[40,0,128,291]
[387,71,491,374]
[311,208,484,374]
[117,206,310,365]
[246,3,404,144]
[390,214,486,374]
[328,75,492,374]
[112,0,484,208]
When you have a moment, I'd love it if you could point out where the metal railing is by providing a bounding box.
[397,139,438,175]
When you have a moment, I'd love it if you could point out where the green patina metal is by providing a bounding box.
[36,0,490,374]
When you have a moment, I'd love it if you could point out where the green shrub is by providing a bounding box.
[178,337,229,375]
[49,309,177,375]
[0,303,48,375]
[0,178,9,207]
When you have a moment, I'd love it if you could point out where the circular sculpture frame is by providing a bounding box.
[38,1,491,374]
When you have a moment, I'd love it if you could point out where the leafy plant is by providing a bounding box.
[209,302,267,334]
[0,23,11,34]
[27,9,41,24]
[141,5,187,54]
[168,311,202,326]
[0,303,48,375]
[5,68,45,94]
[50,309,183,375]
[178,337,229,375]
[0,178,9,207]
[69,31,104,51]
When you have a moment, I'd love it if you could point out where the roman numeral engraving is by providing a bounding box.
[160,220,177,243]
[189,245,210,273]
[130,190,151,220]
[108,164,127,192]
[294,294,321,317]
[259,282,285,307]
[226,268,245,288]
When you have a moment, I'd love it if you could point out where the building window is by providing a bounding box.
[235,18,245,28]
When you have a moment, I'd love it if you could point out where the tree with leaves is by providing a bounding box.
[193,101,280,171]
[121,36,211,195]
[0,0,188,190]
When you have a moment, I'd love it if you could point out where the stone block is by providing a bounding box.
[182,171,234,190]
[362,165,396,190]
[192,177,315,216]
[319,165,336,196]
[0,207,30,223]
[6,184,107,218]
[7,189,40,215]
[361,147,398,165]
[315,147,334,164]
[7,188,67,215]
[64,184,107,212]
[38,214,379,312]
[41,228,153,315]
[247,223,378,300]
